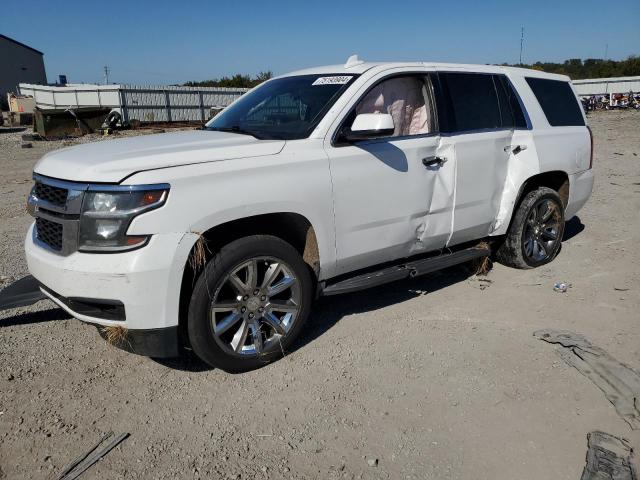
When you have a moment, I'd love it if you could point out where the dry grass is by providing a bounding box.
[188,234,209,272]
[470,241,493,276]
[101,325,129,346]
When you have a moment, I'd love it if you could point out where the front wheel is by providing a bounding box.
[188,235,313,372]
[496,187,565,269]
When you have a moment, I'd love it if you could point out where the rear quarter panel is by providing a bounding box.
[490,73,591,235]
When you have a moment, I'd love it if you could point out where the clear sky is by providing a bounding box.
[2,0,639,85]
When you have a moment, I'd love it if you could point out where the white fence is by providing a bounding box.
[18,83,250,123]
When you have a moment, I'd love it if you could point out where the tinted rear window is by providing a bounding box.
[525,77,584,127]
[438,73,501,132]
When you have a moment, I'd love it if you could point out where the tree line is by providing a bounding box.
[505,56,640,79]
[183,56,639,87]
[184,71,273,88]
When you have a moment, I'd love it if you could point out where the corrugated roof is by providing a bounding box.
[0,34,44,55]
[572,76,640,84]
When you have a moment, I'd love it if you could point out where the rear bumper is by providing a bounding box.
[566,169,594,219]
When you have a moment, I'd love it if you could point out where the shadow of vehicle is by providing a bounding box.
[563,216,585,241]
[151,350,213,372]
[152,264,475,373]
[0,307,69,328]
[0,127,27,134]
[291,264,473,354]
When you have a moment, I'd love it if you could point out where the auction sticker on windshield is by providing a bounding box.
[312,76,353,86]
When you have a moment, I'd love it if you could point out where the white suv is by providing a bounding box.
[25,57,594,371]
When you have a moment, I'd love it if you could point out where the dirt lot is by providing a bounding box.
[1,112,639,479]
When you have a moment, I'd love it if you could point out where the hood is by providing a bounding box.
[33,130,286,183]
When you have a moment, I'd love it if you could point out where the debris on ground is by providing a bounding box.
[553,282,569,293]
[534,329,640,429]
[55,431,129,480]
[580,431,637,480]
[367,457,379,467]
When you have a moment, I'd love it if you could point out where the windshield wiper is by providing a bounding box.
[207,126,264,140]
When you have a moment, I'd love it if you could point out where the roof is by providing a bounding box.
[0,34,44,55]
[279,57,569,81]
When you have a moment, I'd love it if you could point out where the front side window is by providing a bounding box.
[525,77,585,127]
[206,74,357,140]
[438,72,502,132]
[353,75,434,137]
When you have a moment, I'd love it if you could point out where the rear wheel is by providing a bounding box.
[188,235,313,372]
[496,187,565,269]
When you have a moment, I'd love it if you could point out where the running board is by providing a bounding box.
[322,245,490,296]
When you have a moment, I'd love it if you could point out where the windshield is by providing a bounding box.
[205,74,357,140]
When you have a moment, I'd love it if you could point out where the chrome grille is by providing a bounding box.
[34,181,68,207]
[35,217,63,251]
[29,175,87,256]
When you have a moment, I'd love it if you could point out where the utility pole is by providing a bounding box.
[103,66,110,85]
[604,44,608,60]
[519,26,525,65]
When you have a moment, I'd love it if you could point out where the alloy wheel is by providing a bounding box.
[209,257,301,356]
[523,198,562,262]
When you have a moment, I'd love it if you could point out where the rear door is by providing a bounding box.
[435,72,520,246]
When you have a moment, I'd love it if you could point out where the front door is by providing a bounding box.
[324,73,455,275]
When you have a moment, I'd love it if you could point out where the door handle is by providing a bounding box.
[504,144,528,154]
[422,156,447,167]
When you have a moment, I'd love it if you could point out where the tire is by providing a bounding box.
[496,187,565,269]
[188,235,313,372]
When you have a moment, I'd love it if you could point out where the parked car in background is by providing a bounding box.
[25,56,593,372]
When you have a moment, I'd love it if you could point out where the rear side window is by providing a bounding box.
[525,77,585,127]
[437,73,502,132]
[494,75,528,129]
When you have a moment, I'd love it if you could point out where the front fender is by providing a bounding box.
[123,145,337,278]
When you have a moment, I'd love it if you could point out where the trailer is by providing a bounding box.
[18,83,250,125]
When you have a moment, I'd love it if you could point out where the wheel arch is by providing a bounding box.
[516,170,570,208]
[177,212,321,345]
[494,170,569,237]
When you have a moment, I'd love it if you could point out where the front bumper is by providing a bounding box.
[25,223,198,333]
[96,324,181,358]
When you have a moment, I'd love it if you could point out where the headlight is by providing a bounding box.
[79,185,169,252]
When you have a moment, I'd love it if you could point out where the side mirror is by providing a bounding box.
[342,113,395,141]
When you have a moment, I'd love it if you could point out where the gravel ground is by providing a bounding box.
[1,112,639,479]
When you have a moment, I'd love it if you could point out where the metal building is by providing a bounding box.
[0,34,47,110]
[572,76,640,97]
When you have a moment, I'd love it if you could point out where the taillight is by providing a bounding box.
[587,125,594,169]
